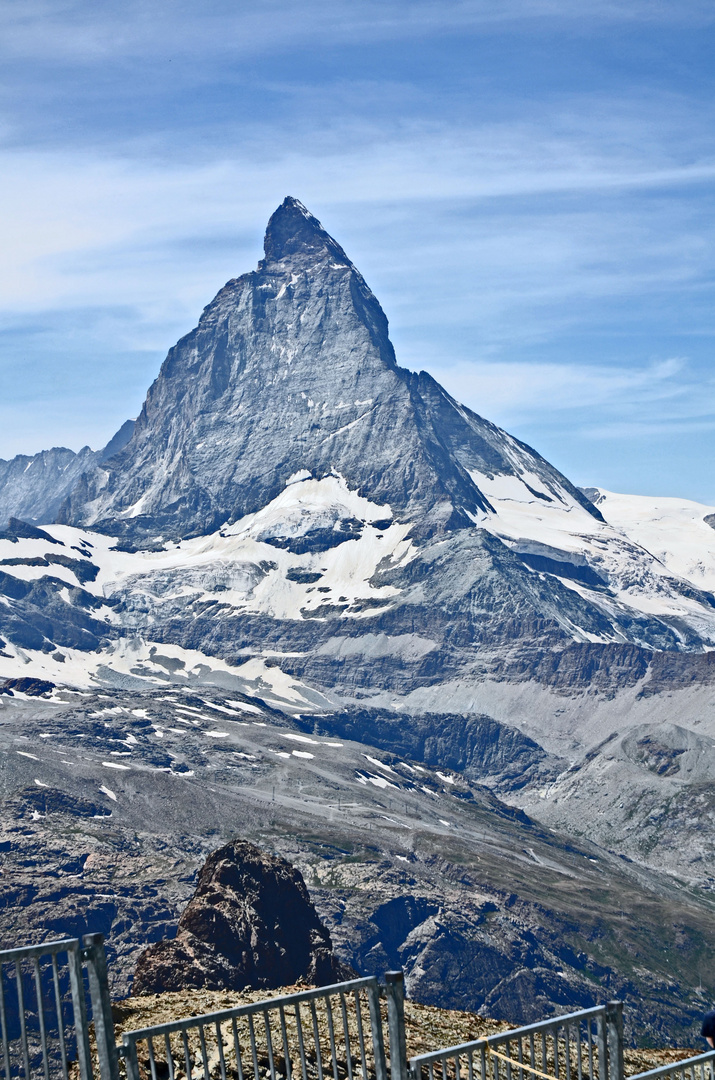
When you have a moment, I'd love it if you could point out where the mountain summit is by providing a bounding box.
[58,197,597,544]
[5,201,715,1039]
[263,196,353,263]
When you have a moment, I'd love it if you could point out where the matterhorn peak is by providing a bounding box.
[262,196,352,266]
[58,198,596,547]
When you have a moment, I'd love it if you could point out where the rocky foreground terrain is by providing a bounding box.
[2,682,714,1047]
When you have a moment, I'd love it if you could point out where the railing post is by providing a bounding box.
[68,941,94,1080]
[82,934,120,1080]
[367,979,389,1080]
[605,1002,624,1080]
[385,972,408,1080]
[596,1008,608,1080]
[123,1035,142,1080]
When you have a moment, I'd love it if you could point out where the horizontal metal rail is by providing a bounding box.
[0,941,84,965]
[122,977,378,1041]
[410,1005,609,1080]
[628,1051,715,1080]
[411,1006,607,1068]
[121,975,388,1080]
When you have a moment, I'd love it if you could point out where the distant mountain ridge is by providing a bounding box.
[0,419,135,529]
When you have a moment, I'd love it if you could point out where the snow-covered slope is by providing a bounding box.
[0,477,417,688]
[4,470,715,699]
[585,487,715,594]
[468,467,715,643]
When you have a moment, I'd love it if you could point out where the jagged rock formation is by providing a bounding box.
[132,840,349,994]
[0,420,134,529]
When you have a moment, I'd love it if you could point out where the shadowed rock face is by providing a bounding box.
[132,840,348,994]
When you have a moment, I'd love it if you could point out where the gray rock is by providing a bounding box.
[0,420,134,529]
[58,198,599,545]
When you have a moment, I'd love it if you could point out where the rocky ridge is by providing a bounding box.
[0,421,134,530]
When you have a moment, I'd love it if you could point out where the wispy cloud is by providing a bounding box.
[2,0,714,68]
[432,355,715,432]
[1,100,714,312]
[1,0,715,499]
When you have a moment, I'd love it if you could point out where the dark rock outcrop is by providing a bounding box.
[310,708,562,793]
[0,677,55,696]
[10,785,111,818]
[132,840,349,994]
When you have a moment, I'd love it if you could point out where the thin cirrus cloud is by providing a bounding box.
[2,1,714,63]
[435,357,691,424]
[1,103,713,312]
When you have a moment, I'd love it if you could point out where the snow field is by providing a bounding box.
[469,468,715,640]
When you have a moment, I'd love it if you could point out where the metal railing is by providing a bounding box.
[0,934,119,1080]
[120,975,394,1080]
[8,927,712,1080]
[628,1051,715,1080]
[409,1004,623,1080]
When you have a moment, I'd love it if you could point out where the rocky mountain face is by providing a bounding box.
[0,420,134,530]
[41,199,712,666]
[1,683,713,1044]
[59,199,597,546]
[133,840,348,994]
[4,199,715,1039]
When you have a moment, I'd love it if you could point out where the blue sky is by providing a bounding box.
[1,1,715,501]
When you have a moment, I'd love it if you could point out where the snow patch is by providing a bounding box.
[286,470,311,486]
[364,755,395,773]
